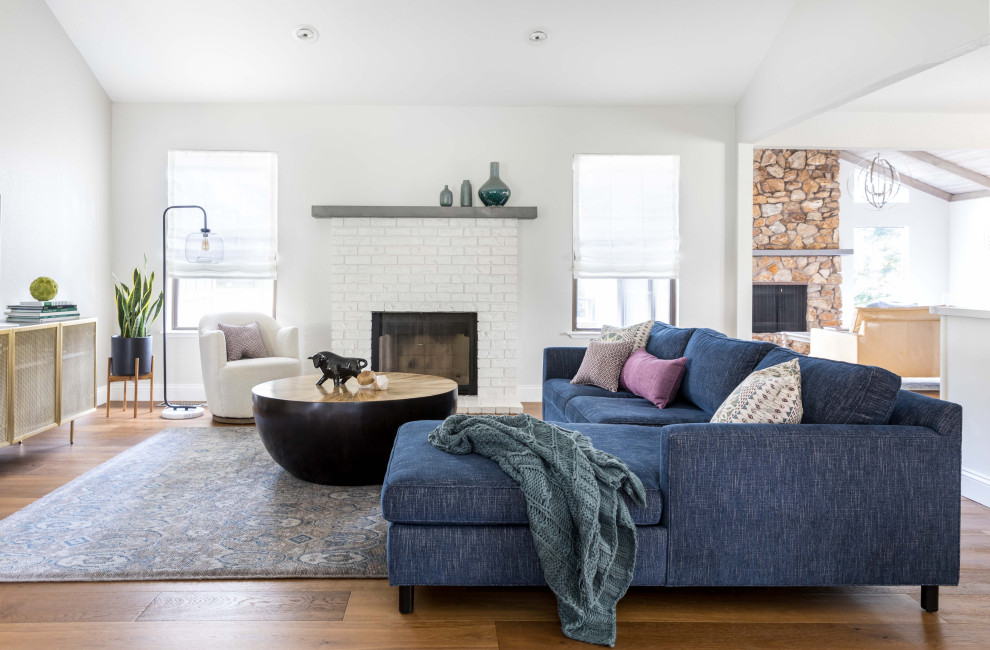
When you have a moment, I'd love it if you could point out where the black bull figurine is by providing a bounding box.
[308,351,369,388]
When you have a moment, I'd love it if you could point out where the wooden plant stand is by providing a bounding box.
[106,356,154,418]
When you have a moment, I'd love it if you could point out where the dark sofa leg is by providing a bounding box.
[921,585,938,613]
[399,585,414,614]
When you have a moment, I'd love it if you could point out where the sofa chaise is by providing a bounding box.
[381,322,961,615]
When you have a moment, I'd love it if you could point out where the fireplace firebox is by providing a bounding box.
[753,284,808,333]
[371,312,477,395]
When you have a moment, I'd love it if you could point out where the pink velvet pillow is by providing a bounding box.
[619,350,687,409]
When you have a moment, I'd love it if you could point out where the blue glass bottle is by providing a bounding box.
[478,162,510,207]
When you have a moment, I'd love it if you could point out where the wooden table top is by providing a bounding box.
[252,373,459,404]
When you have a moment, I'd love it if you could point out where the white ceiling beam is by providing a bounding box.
[839,151,953,202]
[949,190,990,202]
[758,112,990,150]
[902,150,990,190]
[737,0,990,143]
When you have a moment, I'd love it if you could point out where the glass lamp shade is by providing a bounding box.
[184,231,224,263]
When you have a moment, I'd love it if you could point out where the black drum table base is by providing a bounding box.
[253,375,457,485]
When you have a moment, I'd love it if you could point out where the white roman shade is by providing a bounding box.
[167,150,278,279]
[572,154,679,279]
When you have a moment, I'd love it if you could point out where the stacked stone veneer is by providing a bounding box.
[325,217,517,398]
[753,254,842,329]
[753,149,843,338]
[754,149,840,250]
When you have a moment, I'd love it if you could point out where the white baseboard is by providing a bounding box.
[962,467,990,508]
[101,383,206,404]
[516,385,542,403]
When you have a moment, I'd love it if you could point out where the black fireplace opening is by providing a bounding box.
[371,312,478,395]
[753,284,808,333]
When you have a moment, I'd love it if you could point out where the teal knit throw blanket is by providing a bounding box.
[429,414,646,646]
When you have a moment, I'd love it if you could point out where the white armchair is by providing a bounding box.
[198,312,301,423]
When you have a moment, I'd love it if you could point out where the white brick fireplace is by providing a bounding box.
[324,216,521,413]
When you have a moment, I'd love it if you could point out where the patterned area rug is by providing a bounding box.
[0,427,386,581]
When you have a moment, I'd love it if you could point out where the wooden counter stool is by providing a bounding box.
[106,356,154,418]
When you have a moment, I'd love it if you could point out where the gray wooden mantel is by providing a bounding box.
[752,249,853,256]
[311,206,537,220]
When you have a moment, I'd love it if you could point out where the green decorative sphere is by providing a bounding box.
[29,276,58,301]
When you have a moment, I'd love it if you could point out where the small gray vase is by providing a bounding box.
[478,162,510,207]
[460,180,473,207]
[439,185,453,207]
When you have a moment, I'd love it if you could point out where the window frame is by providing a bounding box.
[572,277,677,331]
[169,278,278,331]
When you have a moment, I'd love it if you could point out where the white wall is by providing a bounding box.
[838,162,950,322]
[0,0,112,395]
[948,197,990,308]
[110,104,736,400]
[939,310,990,506]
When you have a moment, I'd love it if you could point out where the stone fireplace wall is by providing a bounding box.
[752,255,842,328]
[753,149,843,349]
[754,149,840,250]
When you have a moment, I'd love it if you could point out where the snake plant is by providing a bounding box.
[113,256,164,338]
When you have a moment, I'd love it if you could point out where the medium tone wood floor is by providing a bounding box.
[0,404,988,649]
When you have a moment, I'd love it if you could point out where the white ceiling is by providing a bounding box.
[45,0,797,104]
[842,45,990,113]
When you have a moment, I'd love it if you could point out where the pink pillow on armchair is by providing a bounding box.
[619,349,687,409]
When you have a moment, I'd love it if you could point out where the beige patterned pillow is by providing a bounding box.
[710,359,803,424]
[218,322,271,361]
[571,340,636,392]
[600,320,654,350]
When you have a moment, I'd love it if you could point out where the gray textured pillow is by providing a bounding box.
[600,320,654,350]
[218,322,270,361]
[570,340,635,392]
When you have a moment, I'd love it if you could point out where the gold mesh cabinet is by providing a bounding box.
[1,319,97,446]
[60,320,97,422]
[11,324,58,440]
[0,331,9,447]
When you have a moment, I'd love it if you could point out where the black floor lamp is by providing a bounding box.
[161,205,224,420]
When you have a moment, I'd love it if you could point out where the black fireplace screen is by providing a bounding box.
[752,284,808,333]
[371,312,478,395]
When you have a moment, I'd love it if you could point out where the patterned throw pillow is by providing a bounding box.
[218,322,271,361]
[600,320,654,350]
[710,359,803,424]
[571,340,636,392]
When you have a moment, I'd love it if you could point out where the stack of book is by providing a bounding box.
[5,300,81,324]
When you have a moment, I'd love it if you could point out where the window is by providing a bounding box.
[572,155,679,329]
[853,226,908,306]
[170,278,276,330]
[574,278,675,330]
[167,150,278,329]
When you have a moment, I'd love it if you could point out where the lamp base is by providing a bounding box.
[162,405,205,420]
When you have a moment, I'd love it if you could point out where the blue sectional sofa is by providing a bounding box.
[381,322,961,615]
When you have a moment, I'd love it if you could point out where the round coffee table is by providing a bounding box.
[252,373,457,485]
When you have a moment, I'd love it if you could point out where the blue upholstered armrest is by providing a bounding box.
[889,389,961,436]
[542,347,587,382]
[658,422,961,588]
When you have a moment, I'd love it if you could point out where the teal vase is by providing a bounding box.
[439,185,453,207]
[478,162,510,207]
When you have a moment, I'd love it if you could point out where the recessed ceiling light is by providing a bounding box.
[529,30,549,43]
[293,25,320,43]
